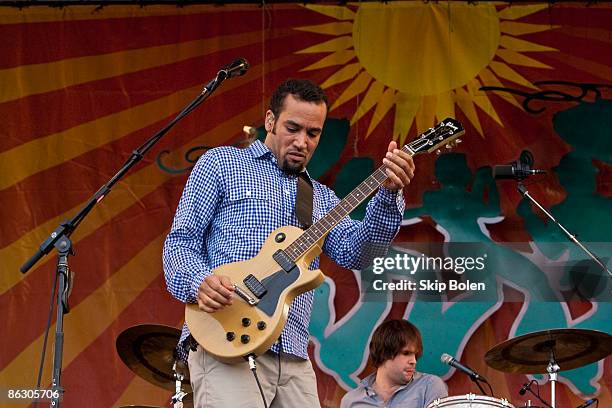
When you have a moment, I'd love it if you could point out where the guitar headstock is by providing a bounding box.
[405,118,465,156]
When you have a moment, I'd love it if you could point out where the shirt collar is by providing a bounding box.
[362,371,421,397]
[247,139,314,182]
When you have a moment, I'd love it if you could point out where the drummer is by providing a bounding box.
[341,319,448,407]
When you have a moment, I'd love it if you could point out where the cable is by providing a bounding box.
[33,271,59,408]
[247,354,268,408]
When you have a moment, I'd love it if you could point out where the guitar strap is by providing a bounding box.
[295,172,313,229]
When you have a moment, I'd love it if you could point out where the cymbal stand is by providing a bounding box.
[171,361,188,408]
[546,348,560,408]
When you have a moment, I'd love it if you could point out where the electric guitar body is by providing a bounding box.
[185,225,325,363]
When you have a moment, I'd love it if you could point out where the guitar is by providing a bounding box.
[186,118,465,363]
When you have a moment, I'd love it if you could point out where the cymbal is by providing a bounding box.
[116,324,191,391]
[485,328,612,374]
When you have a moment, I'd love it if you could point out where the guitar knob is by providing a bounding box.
[226,332,235,341]
[257,321,266,330]
[241,334,250,344]
[242,317,251,327]
[275,233,286,243]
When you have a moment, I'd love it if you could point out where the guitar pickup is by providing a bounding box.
[273,249,295,272]
[243,274,267,299]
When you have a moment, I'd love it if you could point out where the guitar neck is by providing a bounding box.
[282,118,464,262]
[283,144,415,262]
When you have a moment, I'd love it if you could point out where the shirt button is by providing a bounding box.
[246,190,251,196]
[284,189,290,196]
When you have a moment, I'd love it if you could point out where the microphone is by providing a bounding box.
[576,399,596,408]
[493,163,546,180]
[518,381,531,396]
[441,353,484,381]
[218,58,249,80]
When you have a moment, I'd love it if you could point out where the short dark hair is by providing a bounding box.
[269,79,328,117]
[369,319,424,368]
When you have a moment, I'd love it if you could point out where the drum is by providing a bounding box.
[427,394,515,407]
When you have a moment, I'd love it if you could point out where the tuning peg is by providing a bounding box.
[455,138,462,144]
[435,149,441,155]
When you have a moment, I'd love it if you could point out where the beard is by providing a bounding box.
[281,159,305,175]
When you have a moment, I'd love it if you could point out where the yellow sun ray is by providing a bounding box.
[301,49,355,72]
[0,32,262,104]
[295,36,353,54]
[497,4,549,21]
[366,87,396,138]
[304,4,355,21]
[489,61,539,90]
[415,95,437,135]
[468,77,503,127]
[496,49,553,69]
[435,91,456,125]
[331,70,372,111]
[351,80,385,125]
[394,93,421,145]
[455,87,484,137]
[0,104,264,295]
[293,21,353,36]
[0,235,165,391]
[500,21,560,36]
[321,63,362,89]
[478,67,524,110]
[500,35,558,52]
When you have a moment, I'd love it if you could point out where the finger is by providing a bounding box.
[218,275,235,292]
[197,295,223,312]
[206,276,234,299]
[387,151,415,182]
[384,168,404,189]
[383,156,411,186]
[201,284,233,305]
[387,140,398,154]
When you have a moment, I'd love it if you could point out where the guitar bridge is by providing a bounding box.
[233,284,258,306]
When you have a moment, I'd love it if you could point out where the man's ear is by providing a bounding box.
[265,111,275,132]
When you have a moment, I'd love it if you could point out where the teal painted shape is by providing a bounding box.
[333,157,375,220]
[308,118,351,180]
[310,279,390,388]
[517,99,612,394]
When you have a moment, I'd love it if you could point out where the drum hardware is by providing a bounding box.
[485,329,612,408]
[427,393,515,407]
[116,324,193,408]
[518,380,551,408]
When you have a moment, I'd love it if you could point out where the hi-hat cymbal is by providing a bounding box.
[485,328,612,374]
[116,324,191,391]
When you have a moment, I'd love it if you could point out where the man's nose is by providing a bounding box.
[293,132,308,150]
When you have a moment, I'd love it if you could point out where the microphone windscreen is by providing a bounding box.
[493,165,515,179]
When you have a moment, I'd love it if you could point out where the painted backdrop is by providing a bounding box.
[1,2,611,407]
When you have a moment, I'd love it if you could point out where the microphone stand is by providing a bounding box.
[521,381,553,408]
[517,182,612,280]
[20,68,232,407]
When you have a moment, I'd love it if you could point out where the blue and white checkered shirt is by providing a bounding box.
[163,140,405,361]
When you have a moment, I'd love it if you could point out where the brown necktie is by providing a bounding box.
[295,173,313,229]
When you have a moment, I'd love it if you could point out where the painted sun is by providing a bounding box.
[295,2,558,143]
